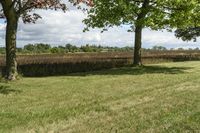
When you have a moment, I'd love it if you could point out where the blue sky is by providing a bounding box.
[0,9,199,49]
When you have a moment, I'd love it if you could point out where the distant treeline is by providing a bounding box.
[0,43,134,54]
[0,43,199,54]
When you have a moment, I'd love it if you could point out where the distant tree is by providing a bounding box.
[35,43,51,53]
[24,44,35,52]
[177,48,184,51]
[194,47,199,51]
[65,44,71,52]
[24,43,51,53]
[0,47,5,54]
[57,46,66,53]
[152,46,167,51]
[20,43,136,54]
[170,48,175,51]
[50,47,60,53]
[83,0,199,66]
[81,44,93,52]
[16,48,23,53]
[188,48,193,51]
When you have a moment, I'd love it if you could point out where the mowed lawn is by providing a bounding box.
[0,61,200,133]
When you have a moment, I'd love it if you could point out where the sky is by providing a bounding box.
[0,8,199,49]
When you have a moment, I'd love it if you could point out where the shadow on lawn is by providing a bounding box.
[0,85,21,95]
[69,65,193,76]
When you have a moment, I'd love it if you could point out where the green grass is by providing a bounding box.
[0,61,200,133]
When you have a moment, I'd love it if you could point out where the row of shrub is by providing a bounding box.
[1,58,131,77]
[1,52,200,77]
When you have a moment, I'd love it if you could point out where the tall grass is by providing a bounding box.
[1,51,200,76]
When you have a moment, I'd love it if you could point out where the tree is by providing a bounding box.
[0,0,66,80]
[152,45,167,51]
[83,0,199,66]
[0,0,91,80]
[24,44,36,52]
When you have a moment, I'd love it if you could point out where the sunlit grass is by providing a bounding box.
[0,61,200,133]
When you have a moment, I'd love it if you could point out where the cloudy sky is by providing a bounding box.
[0,8,199,49]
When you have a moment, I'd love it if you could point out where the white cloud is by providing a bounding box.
[0,8,199,49]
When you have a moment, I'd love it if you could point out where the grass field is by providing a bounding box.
[0,61,200,133]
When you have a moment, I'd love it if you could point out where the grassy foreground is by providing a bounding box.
[0,61,200,133]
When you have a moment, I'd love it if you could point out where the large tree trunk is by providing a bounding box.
[133,26,142,66]
[133,0,149,66]
[5,16,18,80]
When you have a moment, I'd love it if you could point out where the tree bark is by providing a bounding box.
[0,0,19,80]
[5,15,18,80]
[133,26,142,66]
[133,0,149,66]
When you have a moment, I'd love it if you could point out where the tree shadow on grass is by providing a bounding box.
[0,85,21,95]
[68,65,193,76]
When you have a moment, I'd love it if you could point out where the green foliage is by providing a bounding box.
[50,47,61,53]
[84,0,199,31]
[80,44,100,52]
[0,43,134,54]
[65,44,80,53]
[24,44,35,51]
[24,43,51,53]
[173,2,200,41]
[175,27,200,41]
[152,45,167,51]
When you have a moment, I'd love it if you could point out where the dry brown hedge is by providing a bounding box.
[1,51,200,77]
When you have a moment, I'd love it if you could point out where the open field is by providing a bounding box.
[0,61,200,132]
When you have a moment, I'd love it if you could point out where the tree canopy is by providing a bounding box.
[174,2,200,41]
[84,0,198,31]
[175,27,200,41]
[83,0,200,65]
[0,0,69,23]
